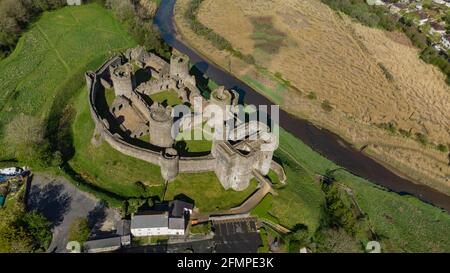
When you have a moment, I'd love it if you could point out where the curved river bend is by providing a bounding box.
[154,0,450,212]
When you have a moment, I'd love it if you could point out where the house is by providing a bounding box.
[67,0,82,5]
[82,220,131,253]
[130,200,193,237]
[366,0,386,6]
[441,35,450,49]
[429,22,447,35]
[389,3,403,13]
[416,12,429,26]
[432,0,450,6]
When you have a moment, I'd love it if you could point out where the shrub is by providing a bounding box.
[307,91,317,100]
[321,100,333,112]
[399,128,412,138]
[415,132,428,146]
[436,144,448,153]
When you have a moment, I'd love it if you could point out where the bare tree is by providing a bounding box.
[3,114,48,162]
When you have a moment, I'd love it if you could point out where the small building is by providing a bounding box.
[429,22,447,35]
[131,200,193,237]
[416,12,429,26]
[441,35,450,49]
[83,237,122,253]
[67,0,82,5]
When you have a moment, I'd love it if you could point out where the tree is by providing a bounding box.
[286,225,310,253]
[0,207,50,253]
[3,114,51,164]
[20,212,52,250]
[68,218,91,243]
[125,198,147,215]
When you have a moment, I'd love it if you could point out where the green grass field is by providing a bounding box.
[165,174,258,213]
[269,128,450,252]
[149,89,183,106]
[0,4,136,158]
[69,88,166,199]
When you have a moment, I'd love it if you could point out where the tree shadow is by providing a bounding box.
[27,183,72,228]
[87,203,108,235]
[173,193,195,208]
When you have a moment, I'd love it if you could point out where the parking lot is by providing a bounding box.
[27,173,121,253]
[212,218,262,253]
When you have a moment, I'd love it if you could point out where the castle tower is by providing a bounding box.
[254,131,277,175]
[209,87,239,118]
[149,103,174,148]
[160,148,179,182]
[110,63,135,97]
[214,141,254,191]
[170,55,190,79]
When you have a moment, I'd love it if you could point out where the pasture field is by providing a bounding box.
[174,0,450,196]
[0,3,136,158]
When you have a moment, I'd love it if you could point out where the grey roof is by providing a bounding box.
[84,237,121,251]
[168,217,185,230]
[169,200,193,218]
[131,212,168,229]
[116,220,131,236]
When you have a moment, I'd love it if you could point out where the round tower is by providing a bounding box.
[210,86,234,112]
[149,103,174,148]
[160,148,179,182]
[110,63,135,97]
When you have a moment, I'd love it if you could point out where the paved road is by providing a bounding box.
[26,173,120,253]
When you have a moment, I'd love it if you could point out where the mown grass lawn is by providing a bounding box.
[69,88,166,199]
[150,89,183,106]
[165,173,258,213]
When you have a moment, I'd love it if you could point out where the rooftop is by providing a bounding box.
[131,212,169,229]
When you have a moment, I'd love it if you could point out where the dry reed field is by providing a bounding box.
[174,0,450,194]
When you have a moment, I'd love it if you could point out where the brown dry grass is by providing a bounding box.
[174,0,450,195]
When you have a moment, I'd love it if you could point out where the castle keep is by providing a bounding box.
[86,47,278,191]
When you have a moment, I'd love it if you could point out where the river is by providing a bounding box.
[154,0,450,212]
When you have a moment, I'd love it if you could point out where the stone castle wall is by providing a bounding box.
[86,51,280,190]
[86,56,216,181]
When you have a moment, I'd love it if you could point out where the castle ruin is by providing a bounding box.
[85,47,279,191]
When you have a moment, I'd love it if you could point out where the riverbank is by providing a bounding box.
[171,0,450,197]
[155,0,450,212]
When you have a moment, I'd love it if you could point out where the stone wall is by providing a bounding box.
[86,56,216,181]
[86,52,282,189]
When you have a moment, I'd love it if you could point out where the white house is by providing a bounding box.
[130,200,193,237]
[441,35,450,49]
[432,0,450,7]
[366,0,386,6]
[67,0,82,6]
